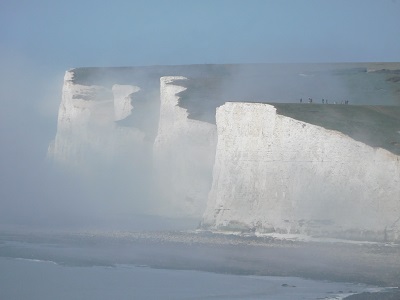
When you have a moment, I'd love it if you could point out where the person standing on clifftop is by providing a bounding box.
[300,98,302,103]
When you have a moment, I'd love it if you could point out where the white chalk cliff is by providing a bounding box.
[202,102,400,241]
[153,76,217,216]
[48,70,144,169]
[48,64,400,240]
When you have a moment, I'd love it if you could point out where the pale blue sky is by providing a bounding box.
[1,0,400,69]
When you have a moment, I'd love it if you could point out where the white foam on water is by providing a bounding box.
[15,257,58,265]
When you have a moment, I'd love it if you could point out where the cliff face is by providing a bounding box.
[48,71,217,217]
[48,70,144,168]
[153,77,217,216]
[112,84,140,121]
[48,63,400,231]
[202,102,400,242]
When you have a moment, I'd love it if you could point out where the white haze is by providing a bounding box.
[0,54,133,230]
[0,57,83,229]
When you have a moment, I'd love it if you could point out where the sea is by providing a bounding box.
[0,257,386,300]
[0,226,394,300]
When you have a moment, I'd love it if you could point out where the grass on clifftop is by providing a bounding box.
[273,103,400,155]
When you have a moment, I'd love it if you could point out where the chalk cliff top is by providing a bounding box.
[69,62,400,84]
[68,63,400,104]
[65,63,400,154]
[267,103,400,156]
[171,62,400,123]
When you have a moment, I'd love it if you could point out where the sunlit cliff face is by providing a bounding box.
[202,102,400,242]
